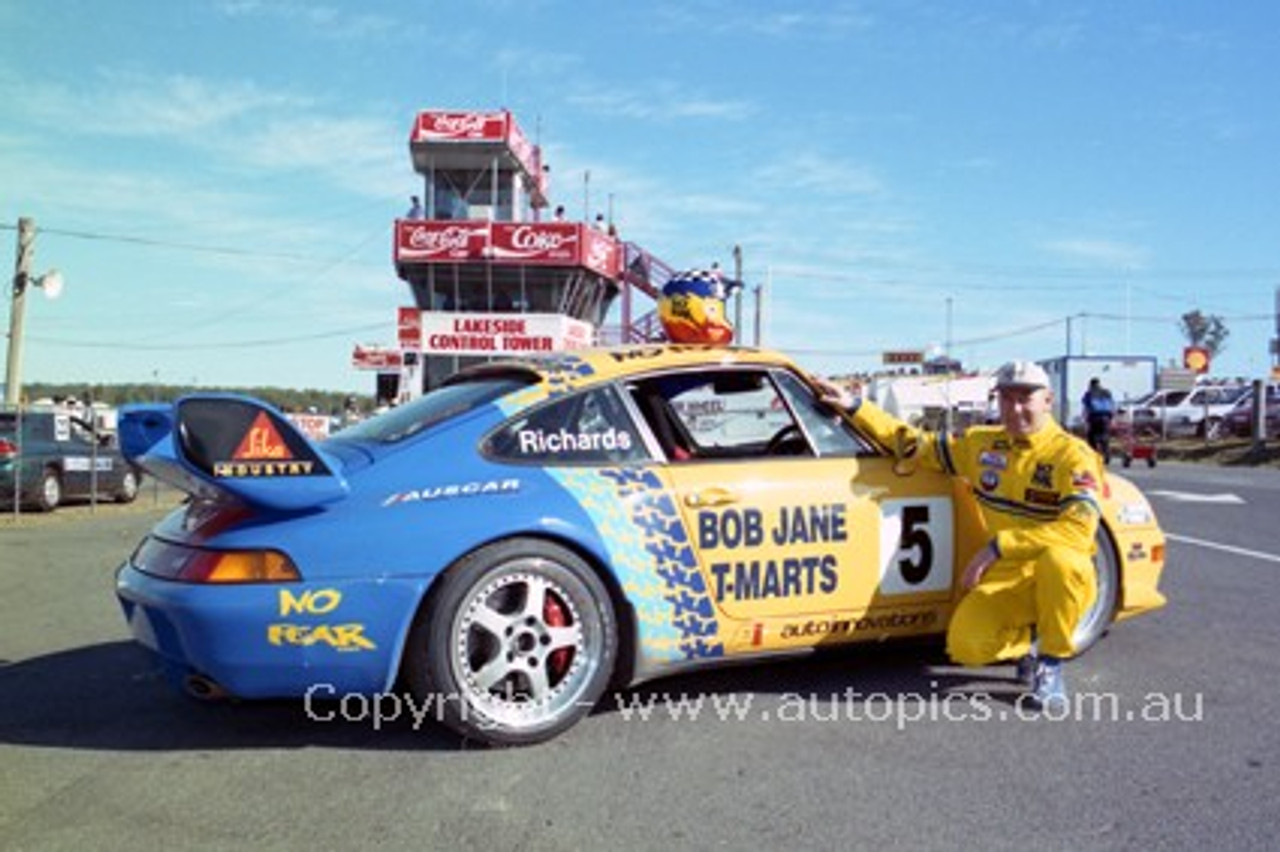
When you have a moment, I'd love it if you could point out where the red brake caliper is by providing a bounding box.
[543,591,572,679]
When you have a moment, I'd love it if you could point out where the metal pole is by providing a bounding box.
[943,297,954,433]
[753,282,764,347]
[1251,378,1265,452]
[88,388,98,512]
[11,404,20,519]
[732,245,743,345]
[5,217,35,407]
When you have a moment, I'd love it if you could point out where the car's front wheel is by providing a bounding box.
[404,538,618,746]
[115,469,140,503]
[36,469,62,512]
[1073,527,1120,654]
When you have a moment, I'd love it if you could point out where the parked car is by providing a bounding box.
[0,408,141,511]
[1223,385,1280,438]
[1122,385,1248,439]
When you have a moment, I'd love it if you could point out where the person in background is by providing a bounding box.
[818,361,1102,710]
[406,195,424,219]
[1081,377,1116,462]
[553,205,566,221]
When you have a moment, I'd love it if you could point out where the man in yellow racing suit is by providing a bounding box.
[842,361,1103,709]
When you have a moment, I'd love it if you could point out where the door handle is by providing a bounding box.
[685,487,738,508]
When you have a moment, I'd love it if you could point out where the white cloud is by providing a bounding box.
[214,0,404,42]
[752,151,883,196]
[1039,237,1150,269]
[567,83,755,122]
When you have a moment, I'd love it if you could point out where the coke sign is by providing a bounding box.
[490,223,578,264]
[413,110,506,142]
[397,222,484,261]
[352,346,403,371]
[398,307,422,350]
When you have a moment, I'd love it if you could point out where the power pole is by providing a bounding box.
[1272,285,1279,372]
[752,284,763,347]
[732,244,743,344]
[5,217,35,407]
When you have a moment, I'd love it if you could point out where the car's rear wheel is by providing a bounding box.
[1073,527,1120,654]
[404,538,617,746]
[115,469,140,503]
[36,469,62,512]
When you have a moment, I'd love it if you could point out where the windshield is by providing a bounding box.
[332,376,532,444]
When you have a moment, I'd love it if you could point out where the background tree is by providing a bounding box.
[1179,309,1229,356]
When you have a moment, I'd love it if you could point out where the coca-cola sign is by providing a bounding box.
[413,110,505,142]
[351,346,403,371]
[398,307,422,350]
[397,222,484,261]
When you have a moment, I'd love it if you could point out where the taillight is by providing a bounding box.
[0,438,17,462]
[132,537,301,584]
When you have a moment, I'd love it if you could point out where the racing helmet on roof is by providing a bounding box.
[658,268,740,345]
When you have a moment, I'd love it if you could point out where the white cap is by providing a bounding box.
[994,360,1049,390]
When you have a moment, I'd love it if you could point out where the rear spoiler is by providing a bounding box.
[118,395,349,511]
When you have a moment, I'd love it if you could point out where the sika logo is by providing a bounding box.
[511,225,575,252]
[213,412,316,477]
[408,225,472,251]
[234,412,292,460]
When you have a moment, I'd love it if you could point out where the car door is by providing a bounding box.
[633,366,974,653]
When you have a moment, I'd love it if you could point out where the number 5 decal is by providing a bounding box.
[877,497,954,595]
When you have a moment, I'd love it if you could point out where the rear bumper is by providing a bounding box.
[115,562,427,698]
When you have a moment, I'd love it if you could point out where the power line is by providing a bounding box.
[8,322,388,351]
[6,221,1276,283]
[0,221,386,268]
[770,262,1280,285]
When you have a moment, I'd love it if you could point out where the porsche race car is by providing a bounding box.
[114,345,1166,744]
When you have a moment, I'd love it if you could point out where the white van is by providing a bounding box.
[1124,385,1249,438]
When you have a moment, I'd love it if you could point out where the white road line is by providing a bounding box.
[1166,533,1280,564]
[1147,490,1244,504]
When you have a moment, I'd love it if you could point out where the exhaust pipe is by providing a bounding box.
[183,673,230,701]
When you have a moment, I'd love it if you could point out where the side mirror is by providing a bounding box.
[892,426,918,476]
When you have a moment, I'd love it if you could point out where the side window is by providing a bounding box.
[631,369,808,460]
[52,414,74,442]
[483,385,649,465]
[772,370,873,457]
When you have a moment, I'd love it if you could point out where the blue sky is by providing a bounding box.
[3,0,1278,393]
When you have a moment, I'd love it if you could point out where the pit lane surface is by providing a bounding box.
[2,464,1277,851]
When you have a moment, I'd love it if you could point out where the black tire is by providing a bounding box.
[1072,527,1120,654]
[403,538,617,746]
[115,469,140,503]
[1122,455,1132,469]
[35,469,62,512]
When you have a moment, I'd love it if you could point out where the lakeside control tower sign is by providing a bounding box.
[412,312,594,356]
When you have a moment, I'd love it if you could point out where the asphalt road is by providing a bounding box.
[1,463,1277,851]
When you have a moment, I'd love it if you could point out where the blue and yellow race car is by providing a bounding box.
[115,345,1166,744]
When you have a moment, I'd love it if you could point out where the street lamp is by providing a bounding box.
[5,217,64,407]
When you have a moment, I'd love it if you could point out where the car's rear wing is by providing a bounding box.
[118,395,349,511]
